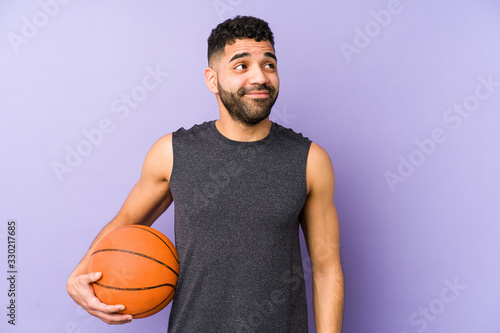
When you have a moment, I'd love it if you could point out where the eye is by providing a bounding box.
[234,64,247,70]
[264,63,276,69]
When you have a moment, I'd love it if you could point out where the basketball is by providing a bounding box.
[88,225,179,319]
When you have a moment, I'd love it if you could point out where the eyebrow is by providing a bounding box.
[229,51,277,63]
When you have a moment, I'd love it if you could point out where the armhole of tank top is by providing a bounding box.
[304,140,313,196]
[168,131,178,188]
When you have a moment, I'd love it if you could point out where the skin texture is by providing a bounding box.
[67,38,344,331]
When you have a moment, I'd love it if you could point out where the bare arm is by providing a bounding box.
[301,142,344,332]
[66,134,174,324]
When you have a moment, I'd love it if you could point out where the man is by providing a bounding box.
[67,16,344,332]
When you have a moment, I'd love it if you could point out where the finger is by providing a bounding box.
[72,273,101,302]
[84,271,102,283]
[87,294,127,314]
[75,273,125,314]
[72,272,102,294]
[92,309,133,325]
[86,295,133,324]
[89,309,133,325]
[70,272,133,324]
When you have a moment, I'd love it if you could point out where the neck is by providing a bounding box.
[215,116,272,142]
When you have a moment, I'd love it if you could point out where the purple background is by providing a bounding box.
[1,0,500,332]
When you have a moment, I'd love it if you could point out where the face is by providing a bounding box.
[212,39,279,126]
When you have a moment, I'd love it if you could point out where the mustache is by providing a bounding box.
[237,84,276,97]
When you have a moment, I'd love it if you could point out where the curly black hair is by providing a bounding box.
[207,16,275,65]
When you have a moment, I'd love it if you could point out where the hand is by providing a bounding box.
[67,272,133,325]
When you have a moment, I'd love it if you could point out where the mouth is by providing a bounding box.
[245,91,270,98]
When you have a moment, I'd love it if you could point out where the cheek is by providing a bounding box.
[271,74,280,90]
[220,74,245,91]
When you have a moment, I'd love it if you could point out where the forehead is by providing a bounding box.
[223,39,276,61]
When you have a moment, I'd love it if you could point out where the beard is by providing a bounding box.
[218,81,278,126]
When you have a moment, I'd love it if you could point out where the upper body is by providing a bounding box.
[67,16,343,332]
[167,119,311,332]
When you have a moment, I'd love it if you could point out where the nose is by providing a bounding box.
[247,65,269,85]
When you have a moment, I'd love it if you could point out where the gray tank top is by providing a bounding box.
[168,120,311,332]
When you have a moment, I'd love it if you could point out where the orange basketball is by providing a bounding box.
[88,225,179,319]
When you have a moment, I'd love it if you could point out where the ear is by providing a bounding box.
[204,67,219,94]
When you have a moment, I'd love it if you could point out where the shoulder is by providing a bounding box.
[142,133,173,182]
[307,142,332,168]
[146,121,213,180]
[149,133,173,155]
[306,142,335,195]
[150,120,214,155]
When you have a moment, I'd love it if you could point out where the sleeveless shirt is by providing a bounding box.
[168,120,311,332]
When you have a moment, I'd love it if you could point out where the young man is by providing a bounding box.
[67,16,344,332]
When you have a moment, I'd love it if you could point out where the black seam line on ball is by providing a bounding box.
[127,225,180,264]
[93,281,176,291]
[131,288,176,317]
[91,248,179,277]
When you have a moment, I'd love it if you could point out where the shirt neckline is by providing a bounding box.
[209,120,276,146]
